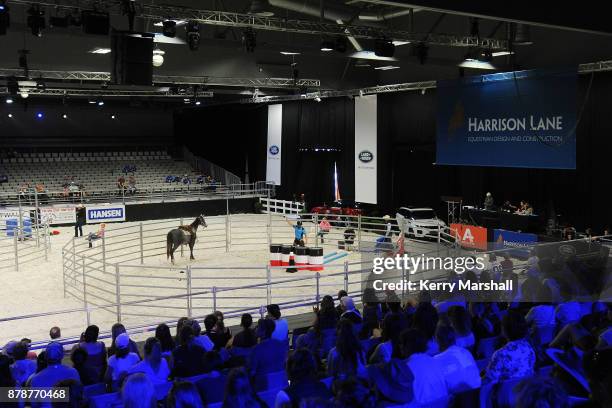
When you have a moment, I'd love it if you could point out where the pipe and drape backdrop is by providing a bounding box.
[176,70,612,230]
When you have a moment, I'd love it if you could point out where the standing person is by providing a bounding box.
[75,205,86,238]
[484,192,495,211]
[317,217,331,244]
[286,218,307,247]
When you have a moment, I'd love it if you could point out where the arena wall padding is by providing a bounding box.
[124,197,257,222]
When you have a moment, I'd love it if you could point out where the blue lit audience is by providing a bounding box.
[166,381,204,408]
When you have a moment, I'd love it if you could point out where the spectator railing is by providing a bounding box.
[0,182,271,207]
[259,198,304,215]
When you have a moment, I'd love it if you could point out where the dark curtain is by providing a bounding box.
[278,98,354,207]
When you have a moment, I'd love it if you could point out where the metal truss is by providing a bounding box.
[0,68,320,89]
[7,0,508,50]
[244,59,612,103]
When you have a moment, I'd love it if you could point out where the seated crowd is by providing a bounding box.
[1,278,611,408]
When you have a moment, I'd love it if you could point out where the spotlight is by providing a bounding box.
[36,112,43,119]
[111,115,116,119]
[421,88,426,95]
[8,113,13,118]
[98,101,104,106]
[162,20,176,37]
[27,5,45,37]
[249,0,274,17]
[152,47,165,67]
[242,28,256,52]
[62,114,68,119]
[374,39,395,58]
[6,97,13,104]
[195,101,201,106]
[186,21,200,51]
[314,96,322,102]
[320,40,334,52]
[0,3,9,36]
[20,90,29,99]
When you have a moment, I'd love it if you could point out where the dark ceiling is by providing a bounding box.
[0,0,611,104]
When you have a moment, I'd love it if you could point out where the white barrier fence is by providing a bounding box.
[259,198,304,215]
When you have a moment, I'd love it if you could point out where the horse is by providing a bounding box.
[166,214,207,264]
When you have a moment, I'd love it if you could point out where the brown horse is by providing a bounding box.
[166,214,207,263]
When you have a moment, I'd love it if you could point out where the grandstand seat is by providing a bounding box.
[193,372,227,405]
[83,383,107,398]
[89,392,121,408]
[253,370,288,392]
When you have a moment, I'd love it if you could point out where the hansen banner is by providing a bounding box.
[436,69,577,169]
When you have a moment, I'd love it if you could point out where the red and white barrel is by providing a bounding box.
[281,245,292,266]
[294,246,309,270]
[269,244,282,267]
[308,247,324,271]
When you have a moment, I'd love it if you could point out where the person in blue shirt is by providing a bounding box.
[28,342,80,407]
[286,219,308,247]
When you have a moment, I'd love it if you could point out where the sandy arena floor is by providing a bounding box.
[2,214,451,346]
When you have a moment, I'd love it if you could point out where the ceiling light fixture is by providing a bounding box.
[249,0,274,17]
[492,51,514,57]
[152,47,165,67]
[374,65,400,70]
[280,51,300,56]
[6,97,13,104]
[320,40,334,52]
[459,59,496,70]
[89,47,111,54]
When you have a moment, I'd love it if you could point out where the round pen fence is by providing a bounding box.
[59,212,459,334]
[0,209,51,271]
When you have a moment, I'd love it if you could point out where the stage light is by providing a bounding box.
[8,113,13,118]
[186,21,200,51]
[27,5,45,37]
[152,47,165,67]
[97,101,104,106]
[20,91,29,99]
[195,101,201,106]
[63,114,68,119]
[36,112,43,119]
[111,115,116,119]
[249,0,274,17]
[320,40,334,52]
[6,97,13,104]
[162,20,176,37]
[0,3,9,36]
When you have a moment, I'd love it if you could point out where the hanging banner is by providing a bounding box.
[355,95,377,204]
[266,104,283,186]
[436,69,577,169]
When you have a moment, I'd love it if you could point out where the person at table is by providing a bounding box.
[501,201,517,212]
[483,192,495,211]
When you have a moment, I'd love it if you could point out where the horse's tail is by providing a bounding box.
[166,231,172,259]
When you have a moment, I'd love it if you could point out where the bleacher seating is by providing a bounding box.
[0,150,196,194]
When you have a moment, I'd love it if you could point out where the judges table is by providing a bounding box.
[465,208,541,233]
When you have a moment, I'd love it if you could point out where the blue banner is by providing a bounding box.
[436,69,577,169]
[493,229,538,258]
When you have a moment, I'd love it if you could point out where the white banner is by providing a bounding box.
[86,204,126,223]
[40,205,77,225]
[355,95,377,204]
[266,104,283,186]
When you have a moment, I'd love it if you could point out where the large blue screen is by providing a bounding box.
[436,69,577,169]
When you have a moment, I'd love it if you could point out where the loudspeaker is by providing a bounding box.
[82,10,109,35]
[111,31,153,86]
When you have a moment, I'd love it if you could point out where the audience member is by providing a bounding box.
[267,304,289,342]
[400,328,448,405]
[515,377,569,408]
[20,338,38,360]
[70,347,99,386]
[52,379,84,408]
[223,368,265,408]
[105,333,140,388]
[275,349,332,408]
[155,323,176,358]
[448,306,475,349]
[109,323,141,358]
[128,337,170,384]
[433,325,480,394]
[10,341,37,385]
[213,310,232,347]
[121,373,156,408]
[188,318,214,352]
[484,310,535,383]
[50,326,62,340]
[335,290,348,317]
[369,313,403,364]
[28,342,80,388]
[525,285,556,330]
[167,381,204,408]
[231,314,257,348]
[172,326,207,378]
[333,377,377,408]
[204,314,224,350]
[0,354,16,387]
[77,325,106,381]
[412,302,440,355]
[327,319,366,380]
[248,319,287,378]
[339,296,362,327]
